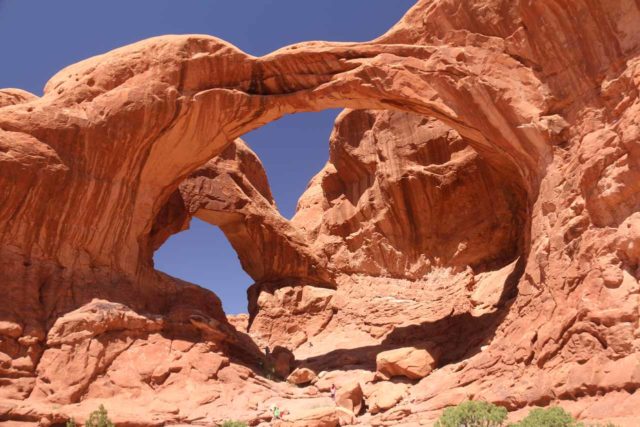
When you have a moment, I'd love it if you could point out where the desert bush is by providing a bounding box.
[84,405,114,427]
[219,421,248,427]
[65,405,114,427]
[512,406,621,427]
[434,401,620,427]
[435,400,508,427]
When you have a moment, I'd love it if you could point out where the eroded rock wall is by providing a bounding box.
[248,109,526,355]
[295,109,527,278]
[1,0,640,425]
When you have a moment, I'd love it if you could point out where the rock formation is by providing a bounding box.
[376,347,438,381]
[1,0,640,425]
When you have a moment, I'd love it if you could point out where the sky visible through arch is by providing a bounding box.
[0,0,417,314]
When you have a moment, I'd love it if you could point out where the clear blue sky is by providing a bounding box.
[0,0,416,314]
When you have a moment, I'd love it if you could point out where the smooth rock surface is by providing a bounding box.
[376,347,438,380]
[287,367,317,385]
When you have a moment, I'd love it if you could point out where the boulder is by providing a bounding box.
[335,380,364,414]
[366,382,408,415]
[376,347,437,380]
[287,367,317,385]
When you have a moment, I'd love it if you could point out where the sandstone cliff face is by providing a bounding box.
[295,109,527,278]
[247,109,526,356]
[1,0,640,425]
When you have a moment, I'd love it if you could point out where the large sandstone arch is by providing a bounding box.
[0,28,549,419]
[0,28,554,277]
[2,0,640,424]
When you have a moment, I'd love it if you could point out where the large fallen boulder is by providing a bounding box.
[376,347,437,380]
[287,367,317,385]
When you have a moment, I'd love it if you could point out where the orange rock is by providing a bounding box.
[0,88,37,108]
[274,406,354,427]
[376,347,437,380]
[335,380,364,414]
[270,346,295,379]
[366,381,408,414]
[287,367,317,385]
[1,0,640,425]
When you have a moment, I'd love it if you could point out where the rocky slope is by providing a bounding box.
[1,0,640,425]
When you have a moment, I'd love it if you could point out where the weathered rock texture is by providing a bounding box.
[1,0,640,425]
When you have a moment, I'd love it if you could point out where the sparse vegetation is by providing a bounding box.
[66,404,114,427]
[435,400,508,427]
[219,421,248,427]
[512,406,579,427]
[85,405,115,427]
[434,401,621,427]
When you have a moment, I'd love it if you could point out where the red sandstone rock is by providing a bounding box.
[0,89,37,108]
[270,346,295,379]
[335,380,364,414]
[273,406,354,427]
[287,367,317,385]
[227,313,249,332]
[376,347,438,381]
[175,140,334,285]
[1,0,640,425]
[366,381,408,415]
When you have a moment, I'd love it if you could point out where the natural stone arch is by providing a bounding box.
[0,33,555,278]
[0,18,561,409]
[162,107,532,355]
[2,0,640,423]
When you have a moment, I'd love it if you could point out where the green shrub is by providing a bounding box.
[84,405,114,427]
[435,400,508,427]
[513,406,580,427]
[219,421,248,427]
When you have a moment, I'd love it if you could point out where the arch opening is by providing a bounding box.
[153,218,252,315]
[151,110,341,316]
[149,105,531,373]
[239,108,530,369]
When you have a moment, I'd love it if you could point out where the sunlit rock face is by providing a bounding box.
[295,109,527,278]
[2,0,640,425]
[244,109,528,359]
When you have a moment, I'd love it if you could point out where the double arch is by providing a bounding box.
[0,34,554,276]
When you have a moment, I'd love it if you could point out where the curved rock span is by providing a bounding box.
[1,0,640,425]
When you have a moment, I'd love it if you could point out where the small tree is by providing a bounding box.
[513,406,618,427]
[84,405,114,427]
[514,407,621,427]
[514,407,580,427]
[435,400,508,427]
